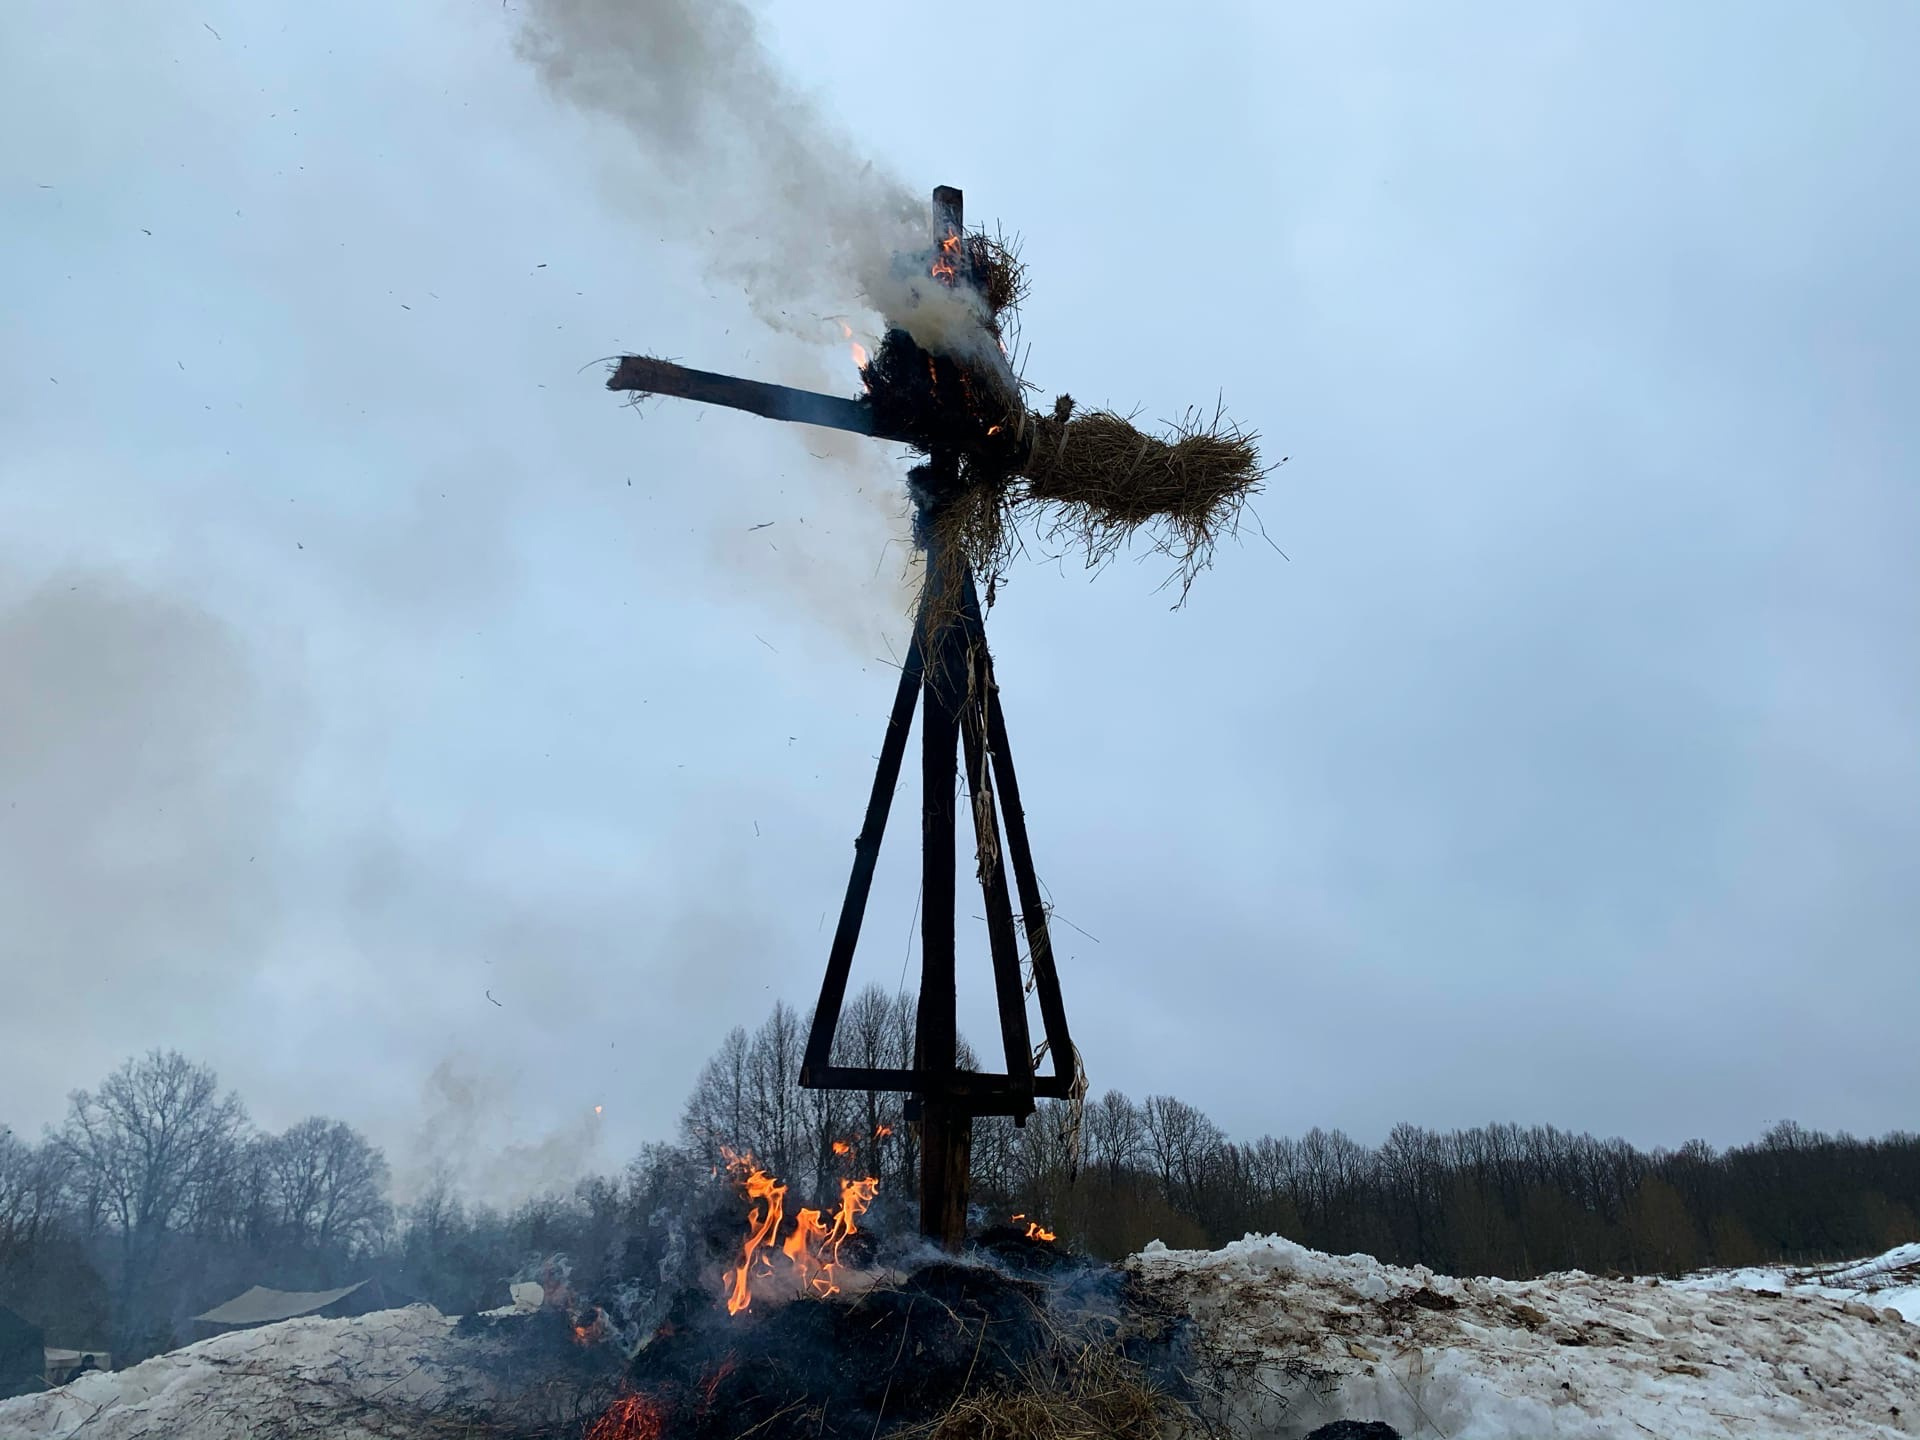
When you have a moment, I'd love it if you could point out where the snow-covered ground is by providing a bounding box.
[1671,1241,1920,1323]
[0,1305,481,1440]
[1132,1235,1920,1439]
[4,1240,1915,1439]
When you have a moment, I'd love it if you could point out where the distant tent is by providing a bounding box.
[0,1304,46,1400]
[192,1281,380,1334]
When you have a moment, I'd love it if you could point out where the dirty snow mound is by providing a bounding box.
[0,1305,471,1440]
[1674,1241,1920,1324]
[1133,1234,1920,1439]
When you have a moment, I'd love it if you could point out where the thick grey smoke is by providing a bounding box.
[512,0,995,363]
[0,568,293,1124]
[394,1057,609,1209]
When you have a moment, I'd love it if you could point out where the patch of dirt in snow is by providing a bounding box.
[1132,1234,1920,1440]
[0,1305,487,1440]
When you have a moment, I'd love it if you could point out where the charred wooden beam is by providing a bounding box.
[964,575,1075,1091]
[958,628,1036,1111]
[799,638,924,1089]
[804,1064,1075,1105]
[918,1099,971,1252]
[915,520,967,1248]
[607,356,883,439]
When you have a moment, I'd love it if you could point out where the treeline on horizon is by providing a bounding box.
[2,989,1915,1373]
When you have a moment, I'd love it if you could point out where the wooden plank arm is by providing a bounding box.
[608,356,883,438]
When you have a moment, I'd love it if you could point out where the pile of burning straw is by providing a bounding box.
[426,1153,1202,1440]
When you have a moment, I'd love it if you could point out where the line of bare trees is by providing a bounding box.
[7,1006,1917,1378]
[2,1050,391,1366]
[685,993,1920,1279]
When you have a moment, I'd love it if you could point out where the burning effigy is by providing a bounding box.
[609,197,1269,607]
[606,185,1270,1266]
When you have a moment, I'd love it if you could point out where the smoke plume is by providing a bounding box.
[394,1057,608,1209]
[512,0,996,364]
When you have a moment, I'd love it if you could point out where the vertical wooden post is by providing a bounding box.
[917,1097,973,1250]
[915,510,973,1250]
[915,183,974,1252]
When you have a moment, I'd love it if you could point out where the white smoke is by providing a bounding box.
[511,0,997,366]
[394,1056,607,1209]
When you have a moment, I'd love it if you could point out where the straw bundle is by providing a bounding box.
[906,229,1270,604]
[920,395,1266,611]
[1015,401,1264,601]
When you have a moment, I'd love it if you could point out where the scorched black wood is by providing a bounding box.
[607,356,883,440]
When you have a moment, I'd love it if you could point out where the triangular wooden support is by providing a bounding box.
[798,566,1075,1243]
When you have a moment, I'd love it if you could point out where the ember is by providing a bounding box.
[572,1307,610,1345]
[585,1392,664,1440]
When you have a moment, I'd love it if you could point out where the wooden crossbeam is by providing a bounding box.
[607,357,882,438]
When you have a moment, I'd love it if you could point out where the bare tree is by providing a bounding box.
[59,1051,247,1244]
[265,1118,392,1256]
[0,1130,71,1253]
[745,1003,806,1182]
[835,984,911,1186]
[679,1025,752,1166]
[1086,1090,1144,1186]
[1140,1095,1223,1214]
[57,1051,247,1349]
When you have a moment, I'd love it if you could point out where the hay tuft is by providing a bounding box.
[929,401,1267,608]
[967,231,1029,330]
[887,1328,1190,1440]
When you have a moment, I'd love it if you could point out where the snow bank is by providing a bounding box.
[1133,1234,1920,1439]
[1673,1241,1920,1324]
[7,1241,1916,1439]
[0,1305,472,1440]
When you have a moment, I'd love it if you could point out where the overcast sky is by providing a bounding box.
[3,1,1915,1203]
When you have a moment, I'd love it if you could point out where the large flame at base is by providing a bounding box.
[722,1151,880,1315]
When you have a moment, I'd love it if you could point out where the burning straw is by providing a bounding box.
[605,212,1273,609]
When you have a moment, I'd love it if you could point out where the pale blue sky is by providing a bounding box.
[3,0,1915,1200]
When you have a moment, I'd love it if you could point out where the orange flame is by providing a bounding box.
[587,1394,664,1440]
[782,1208,833,1294]
[874,1124,893,1138]
[722,1155,786,1316]
[838,320,869,372]
[572,1307,609,1345]
[1025,1221,1056,1243]
[831,1140,852,1157]
[931,230,962,283]
[720,1153,881,1314]
[828,1175,880,1265]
